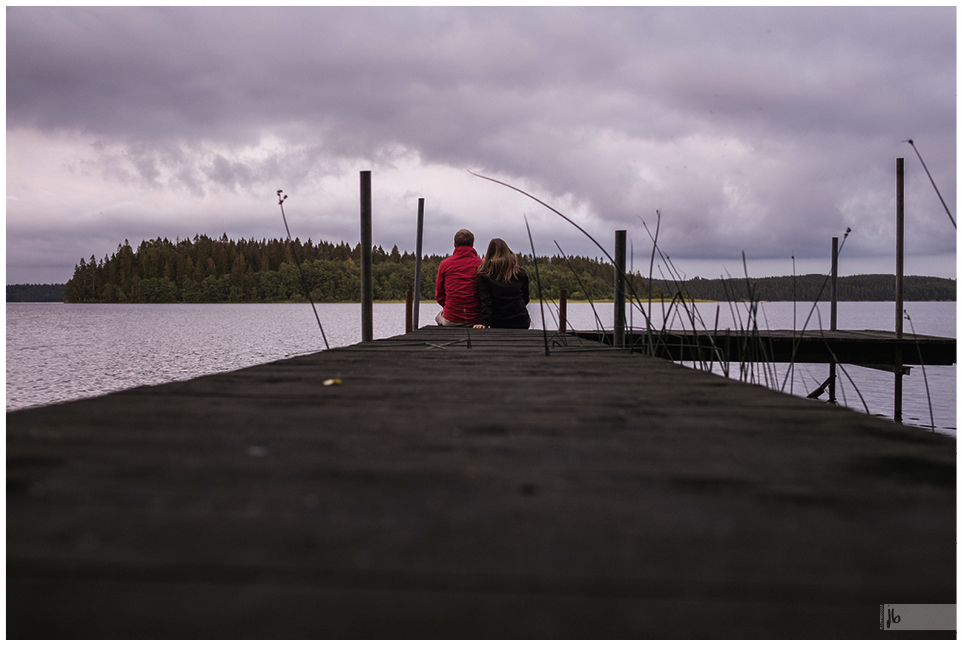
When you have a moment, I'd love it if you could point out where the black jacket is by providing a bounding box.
[477,268,531,329]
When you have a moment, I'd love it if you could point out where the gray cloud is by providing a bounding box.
[6,6,956,283]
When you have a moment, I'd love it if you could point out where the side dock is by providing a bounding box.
[7,328,955,639]
[581,328,956,366]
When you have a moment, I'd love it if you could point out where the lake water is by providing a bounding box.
[6,300,956,436]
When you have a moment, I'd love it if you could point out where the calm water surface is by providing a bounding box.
[6,300,956,435]
[635,300,957,437]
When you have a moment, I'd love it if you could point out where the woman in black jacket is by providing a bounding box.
[473,238,531,329]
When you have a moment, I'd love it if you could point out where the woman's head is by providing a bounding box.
[478,238,521,284]
[484,238,511,260]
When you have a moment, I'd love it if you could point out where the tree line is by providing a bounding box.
[7,283,68,302]
[56,235,955,304]
[646,274,955,302]
[61,235,634,304]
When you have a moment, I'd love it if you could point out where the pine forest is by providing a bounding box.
[57,235,955,304]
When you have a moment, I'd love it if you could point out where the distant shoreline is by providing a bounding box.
[8,274,956,304]
[6,296,956,305]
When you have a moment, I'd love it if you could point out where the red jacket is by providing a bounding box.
[435,245,482,323]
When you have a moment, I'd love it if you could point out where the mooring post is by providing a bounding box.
[894,158,904,422]
[614,230,627,348]
[360,171,373,343]
[559,289,568,334]
[829,236,838,403]
[412,198,425,330]
[405,290,413,333]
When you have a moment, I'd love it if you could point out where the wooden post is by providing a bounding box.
[360,171,373,343]
[405,290,413,333]
[412,198,425,330]
[894,158,904,422]
[559,289,568,334]
[829,236,838,403]
[830,237,838,331]
[614,230,627,348]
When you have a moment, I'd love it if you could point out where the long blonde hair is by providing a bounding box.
[477,238,521,284]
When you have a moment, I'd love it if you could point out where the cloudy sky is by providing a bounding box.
[5,6,957,284]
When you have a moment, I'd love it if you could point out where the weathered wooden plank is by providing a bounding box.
[6,328,955,639]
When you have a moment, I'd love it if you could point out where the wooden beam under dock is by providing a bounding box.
[580,328,956,366]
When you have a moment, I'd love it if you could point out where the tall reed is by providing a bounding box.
[277,190,330,350]
[904,310,936,431]
[904,139,956,229]
[523,215,550,357]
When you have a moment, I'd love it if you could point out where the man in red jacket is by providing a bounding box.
[434,229,482,326]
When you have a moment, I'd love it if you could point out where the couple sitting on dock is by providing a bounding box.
[434,229,531,330]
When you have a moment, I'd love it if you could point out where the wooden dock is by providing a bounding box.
[6,328,956,639]
[582,329,956,366]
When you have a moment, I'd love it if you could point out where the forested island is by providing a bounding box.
[23,235,955,303]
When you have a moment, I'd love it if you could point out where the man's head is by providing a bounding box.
[454,229,474,247]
